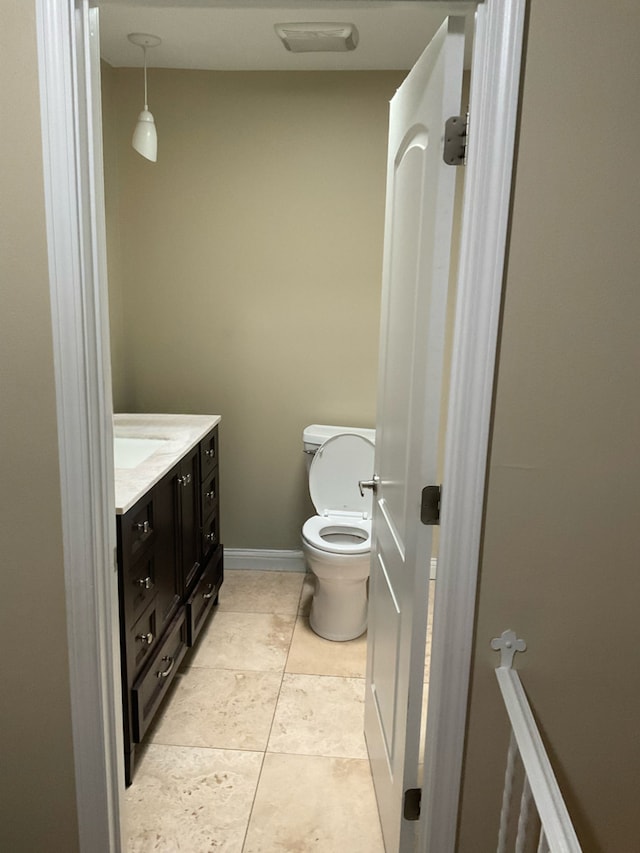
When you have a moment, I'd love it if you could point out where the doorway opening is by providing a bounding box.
[39,2,521,850]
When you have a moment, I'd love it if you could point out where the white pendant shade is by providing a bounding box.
[132,109,157,162]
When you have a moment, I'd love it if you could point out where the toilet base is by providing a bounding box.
[309,575,368,642]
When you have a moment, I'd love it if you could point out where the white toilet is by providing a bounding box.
[301,424,376,641]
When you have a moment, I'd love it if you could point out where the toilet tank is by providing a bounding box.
[303,424,376,457]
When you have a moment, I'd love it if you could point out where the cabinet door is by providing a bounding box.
[153,466,180,629]
[178,447,200,591]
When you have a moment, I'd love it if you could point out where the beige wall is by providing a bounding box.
[0,4,79,851]
[102,60,128,412]
[103,69,404,549]
[458,2,640,851]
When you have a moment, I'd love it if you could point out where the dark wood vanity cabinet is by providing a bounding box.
[117,424,223,785]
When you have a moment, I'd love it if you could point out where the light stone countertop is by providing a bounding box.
[114,413,221,515]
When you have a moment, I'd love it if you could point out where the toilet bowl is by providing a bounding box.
[301,426,375,641]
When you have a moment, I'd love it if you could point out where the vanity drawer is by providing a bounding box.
[200,467,219,517]
[127,597,158,678]
[200,426,218,481]
[122,551,156,628]
[187,546,223,646]
[119,493,155,567]
[131,607,188,743]
[201,510,219,560]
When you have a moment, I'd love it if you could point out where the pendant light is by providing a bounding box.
[128,33,161,162]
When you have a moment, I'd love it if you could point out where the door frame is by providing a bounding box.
[36,2,124,850]
[419,1,526,848]
[34,1,525,851]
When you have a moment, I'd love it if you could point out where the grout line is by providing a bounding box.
[239,750,266,853]
[240,575,305,851]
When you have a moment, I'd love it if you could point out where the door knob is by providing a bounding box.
[359,475,380,497]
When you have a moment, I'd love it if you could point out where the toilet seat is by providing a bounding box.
[308,432,375,516]
[302,515,372,555]
[304,432,375,556]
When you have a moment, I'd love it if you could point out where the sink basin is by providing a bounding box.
[114,436,167,469]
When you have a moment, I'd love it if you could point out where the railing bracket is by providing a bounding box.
[491,629,526,669]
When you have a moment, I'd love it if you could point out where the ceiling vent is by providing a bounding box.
[274,23,359,53]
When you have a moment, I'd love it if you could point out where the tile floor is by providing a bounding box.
[124,570,386,852]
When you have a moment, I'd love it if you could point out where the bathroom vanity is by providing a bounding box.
[114,414,223,785]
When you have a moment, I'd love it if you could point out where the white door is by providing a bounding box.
[364,17,465,853]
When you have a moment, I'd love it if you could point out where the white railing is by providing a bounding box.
[491,631,582,853]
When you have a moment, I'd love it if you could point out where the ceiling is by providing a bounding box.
[98,1,475,72]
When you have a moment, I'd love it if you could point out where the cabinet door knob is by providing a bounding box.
[206,489,215,501]
[137,576,153,589]
[205,447,215,458]
[177,473,192,487]
[156,656,174,679]
[206,531,216,543]
[136,632,154,646]
[135,520,151,534]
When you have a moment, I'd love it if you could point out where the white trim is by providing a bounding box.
[419,1,526,851]
[430,556,438,580]
[36,2,122,851]
[225,548,307,572]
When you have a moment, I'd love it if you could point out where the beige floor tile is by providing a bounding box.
[189,611,295,672]
[243,753,384,853]
[268,673,367,759]
[124,744,263,853]
[147,668,282,752]
[286,616,368,677]
[217,570,305,615]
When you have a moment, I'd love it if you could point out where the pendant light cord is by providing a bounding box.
[143,45,148,110]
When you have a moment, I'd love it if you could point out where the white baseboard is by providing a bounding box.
[224,548,307,572]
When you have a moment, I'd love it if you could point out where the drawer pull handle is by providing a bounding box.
[202,584,215,600]
[206,531,216,543]
[205,447,215,458]
[177,473,192,486]
[156,656,174,679]
[205,489,215,501]
[137,576,153,589]
[135,520,151,534]
[137,632,154,646]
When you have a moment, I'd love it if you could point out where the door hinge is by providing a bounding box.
[421,485,441,525]
[443,112,468,165]
[403,787,422,821]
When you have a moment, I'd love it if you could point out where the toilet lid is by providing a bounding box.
[309,433,376,516]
